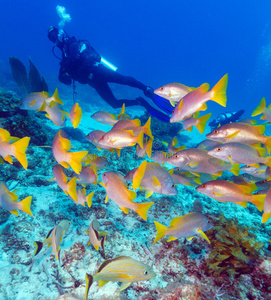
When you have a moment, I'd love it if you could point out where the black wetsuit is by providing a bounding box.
[56,34,170,121]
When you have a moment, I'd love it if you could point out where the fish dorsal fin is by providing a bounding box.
[167,236,178,242]
[152,176,161,188]
[197,229,211,243]
[170,216,183,227]
[237,184,252,194]
[226,130,240,140]
[187,236,194,241]
[46,228,54,239]
[97,256,130,273]
[198,82,210,93]
[255,124,266,135]
[0,128,11,142]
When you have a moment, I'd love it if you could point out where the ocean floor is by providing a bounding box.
[0,80,271,300]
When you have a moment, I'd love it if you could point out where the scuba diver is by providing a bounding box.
[209,110,245,131]
[47,26,172,122]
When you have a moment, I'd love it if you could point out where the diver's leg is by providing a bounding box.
[92,65,147,90]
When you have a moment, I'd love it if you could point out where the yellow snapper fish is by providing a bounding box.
[0,181,33,216]
[207,142,271,167]
[98,129,144,149]
[38,101,68,127]
[229,175,257,192]
[34,220,71,261]
[240,164,271,180]
[196,180,265,211]
[69,188,94,207]
[85,130,113,151]
[75,165,98,185]
[153,212,213,244]
[52,130,88,174]
[125,161,177,197]
[85,256,155,299]
[182,112,212,134]
[20,88,63,111]
[154,82,194,106]
[166,148,239,177]
[262,188,271,223]
[84,154,109,169]
[196,139,222,151]
[151,150,168,164]
[84,219,108,252]
[112,117,153,138]
[170,74,228,123]
[91,103,126,126]
[206,122,271,153]
[0,128,30,169]
[69,102,82,128]
[52,165,77,201]
[101,171,154,220]
[136,137,153,158]
[167,136,186,154]
[251,97,271,122]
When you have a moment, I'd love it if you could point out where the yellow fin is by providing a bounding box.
[236,201,248,208]
[69,151,88,174]
[135,202,154,221]
[195,113,212,134]
[170,216,183,227]
[153,220,168,243]
[67,177,77,201]
[10,209,19,216]
[19,196,33,217]
[119,206,129,214]
[262,211,271,223]
[132,160,147,190]
[145,190,153,198]
[98,280,109,287]
[105,195,109,203]
[210,73,228,107]
[167,236,178,242]
[197,229,211,243]
[199,103,208,111]
[252,97,266,117]
[13,136,30,169]
[226,130,240,140]
[152,176,161,188]
[120,282,131,291]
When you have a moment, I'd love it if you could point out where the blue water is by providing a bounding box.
[1,0,271,117]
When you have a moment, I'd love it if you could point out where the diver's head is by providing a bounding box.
[48,26,59,43]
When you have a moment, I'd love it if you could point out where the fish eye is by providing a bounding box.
[216,147,222,152]
[144,270,149,275]
[214,130,218,134]
[202,184,206,188]
[207,220,211,223]
[171,184,175,188]
[160,87,164,91]
[174,154,179,158]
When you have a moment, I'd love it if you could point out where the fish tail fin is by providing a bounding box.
[34,241,43,256]
[146,138,153,158]
[52,88,64,105]
[85,273,94,300]
[143,117,153,138]
[69,151,88,174]
[195,113,212,134]
[252,97,266,117]
[135,202,154,221]
[153,220,168,244]
[136,130,144,149]
[210,73,228,107]
[264,156,271,168]
[13,137,30,169]
[19,196,33,216]
[251,194,266,211]
[262,211,271,223]
[67,177,77,201]
[70,103,82,128]
[86,191,94,207]
[264,136,271,154]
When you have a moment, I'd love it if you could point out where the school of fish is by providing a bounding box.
[2,74,271,298]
